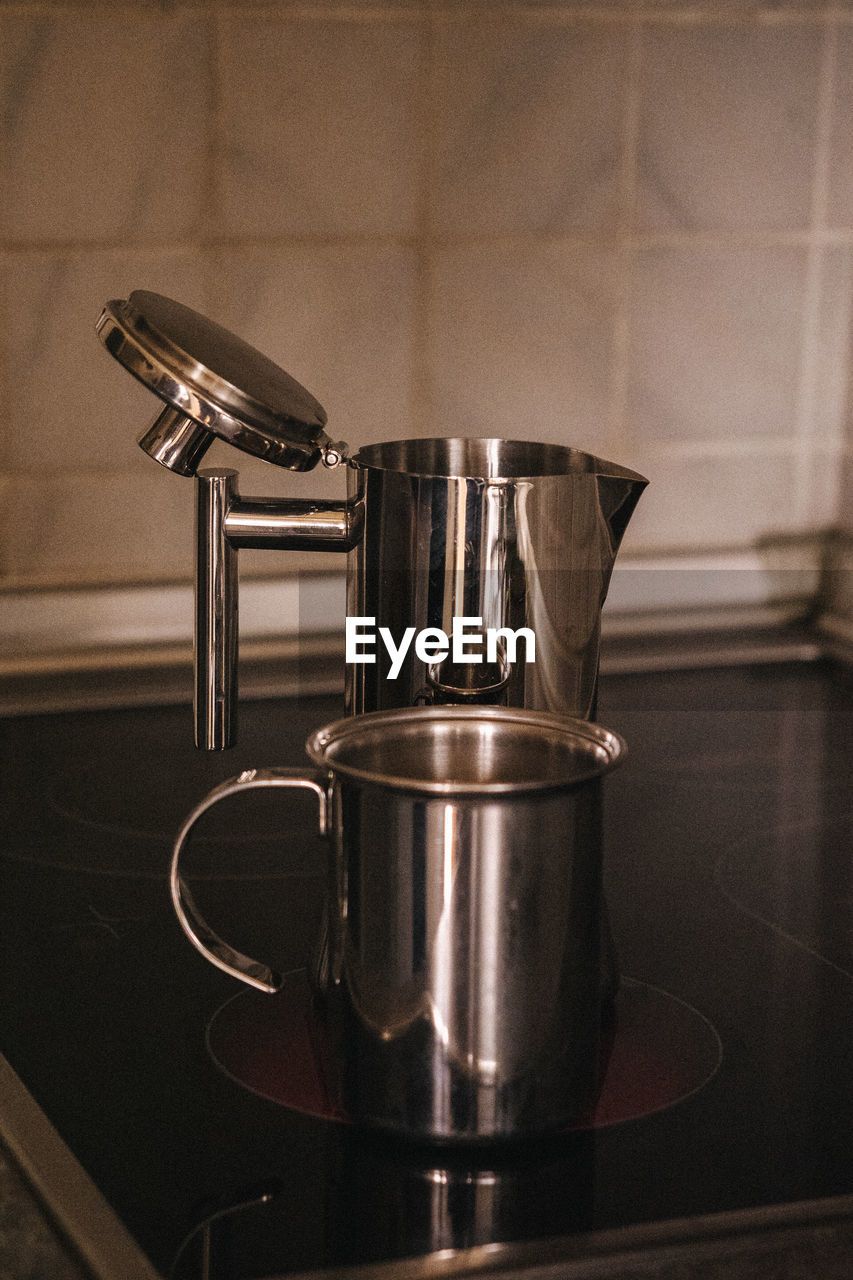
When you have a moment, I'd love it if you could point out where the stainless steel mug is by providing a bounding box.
[170,706,625,1142]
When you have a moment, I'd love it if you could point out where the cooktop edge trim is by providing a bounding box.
[0,1052,162,1280]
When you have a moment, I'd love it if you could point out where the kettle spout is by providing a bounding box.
[595,462,648,555]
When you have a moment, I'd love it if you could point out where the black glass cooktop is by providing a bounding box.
[1,660,851,1278]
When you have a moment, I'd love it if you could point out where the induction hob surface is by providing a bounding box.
[1,660,851,1279]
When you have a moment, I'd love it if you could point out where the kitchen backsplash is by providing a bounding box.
[1,0,851,651]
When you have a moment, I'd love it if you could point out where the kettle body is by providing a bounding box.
[345,437,646,721]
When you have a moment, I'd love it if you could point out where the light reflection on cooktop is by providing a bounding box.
[715,811,853,982]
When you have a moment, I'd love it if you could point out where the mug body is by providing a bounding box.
[308,705,623,1141]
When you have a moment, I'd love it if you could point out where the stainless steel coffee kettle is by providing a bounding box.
[97,290,647,751]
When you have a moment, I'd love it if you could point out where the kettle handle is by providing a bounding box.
[169,768,329,993]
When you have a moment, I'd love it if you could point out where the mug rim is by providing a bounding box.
[305,705,625,796]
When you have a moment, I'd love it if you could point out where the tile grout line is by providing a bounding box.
[5,227,853,259]
[792,12,838,527]
[206,7,229,317]
[411,0,436,438]
[203,5,225,319]
[611,15,643,459]
[2,2,853,27]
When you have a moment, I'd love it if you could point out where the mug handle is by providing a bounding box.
[170,767,329,994]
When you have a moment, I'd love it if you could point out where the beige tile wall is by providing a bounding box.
[1,0,851,598]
